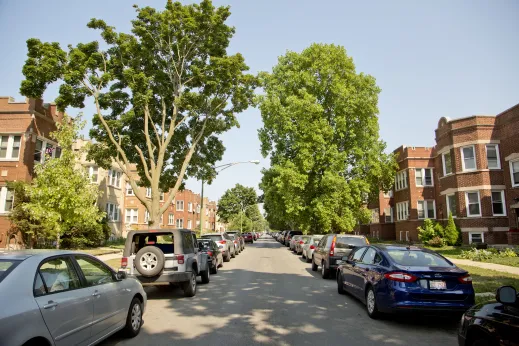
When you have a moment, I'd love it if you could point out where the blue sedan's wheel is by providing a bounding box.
[366,287,380,319]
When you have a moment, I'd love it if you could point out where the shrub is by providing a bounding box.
[418,219,437,243]
[460,248,494,261]
[497,248,518,258]
[427,236,446,247]
[444,213,460,246]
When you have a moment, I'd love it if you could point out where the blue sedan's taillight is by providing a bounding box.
[384,272,418,283]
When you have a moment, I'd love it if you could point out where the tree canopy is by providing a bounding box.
[217,183,258,223]
[257,43,396,233]
[20,0,256,227]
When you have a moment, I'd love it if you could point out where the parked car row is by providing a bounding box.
[0,228,259,346]
[272,231,519,346]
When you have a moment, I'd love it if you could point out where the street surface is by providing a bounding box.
[103,237,459,346]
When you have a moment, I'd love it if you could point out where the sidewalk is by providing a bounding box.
[447,257,519,276]
[97,253,122,261]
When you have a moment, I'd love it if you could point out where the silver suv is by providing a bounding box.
[120,229,210,297]
[201,232,235,262]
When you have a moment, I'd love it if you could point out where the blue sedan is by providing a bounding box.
[336,245,475,318]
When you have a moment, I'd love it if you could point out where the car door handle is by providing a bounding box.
[121,288,131,293]
[92,291,100,297]
[43,301,58,309]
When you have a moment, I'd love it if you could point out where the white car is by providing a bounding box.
[302,235,323,262]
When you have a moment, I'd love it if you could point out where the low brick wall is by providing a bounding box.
[507,232,519,245]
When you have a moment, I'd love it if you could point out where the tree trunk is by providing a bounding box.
[148,194,162,229]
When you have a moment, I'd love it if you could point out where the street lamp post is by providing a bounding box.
[200,160,260,235]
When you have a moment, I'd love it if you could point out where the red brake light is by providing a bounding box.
[219,240,226,244]
[207,251,213,257]
[310,245,315,249]
[175,254,185,264]
[299,241,305,244]
[458,274,472,284]
[329,236,337,256]
[121,257,128,268]
[384,272,417,283]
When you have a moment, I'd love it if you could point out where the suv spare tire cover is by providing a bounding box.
[135,246,165,277]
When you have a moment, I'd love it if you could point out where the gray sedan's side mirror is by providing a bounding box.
[496,286,517,304]
[116,271,127,280]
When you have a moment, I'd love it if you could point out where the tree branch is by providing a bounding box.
[143,104,157,170]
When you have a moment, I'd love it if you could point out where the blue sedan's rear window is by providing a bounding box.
[386,250,453,267]
[0,260,21,283]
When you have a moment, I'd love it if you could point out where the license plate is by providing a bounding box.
[429,280,447,290]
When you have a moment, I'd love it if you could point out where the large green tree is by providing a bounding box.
[20,0,256,228]
[217,183,258,223]
[258,44,396,233]
[12,116,106,248]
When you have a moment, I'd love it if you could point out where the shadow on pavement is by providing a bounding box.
[102,238,459,346]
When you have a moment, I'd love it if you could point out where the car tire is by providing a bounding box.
[306,255,311,263]
[321,261,330,279]
[182,272,197,297]
[231,249,236,258]
[134,246,164,277]
[470,338,494,346]
[123,297,143,338]
[366,286,380,319]
[224,252,231,262]
[311,258,318,271]
[210,261,218,274]
[302,253,306,259]
[200,268,210,284]
[337,272,346,295]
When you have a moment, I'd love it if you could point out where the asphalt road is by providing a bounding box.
[103,237,459,346]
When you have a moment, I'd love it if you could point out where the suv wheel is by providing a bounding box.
[311,258,318,271]
[201,267,210,284]
[135,246,164,277]
[210,261,218,274]
[231,248,236,258]
[182,272,197,297]
[321,261,329,279]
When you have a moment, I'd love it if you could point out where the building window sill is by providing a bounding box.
[0,158,20,162]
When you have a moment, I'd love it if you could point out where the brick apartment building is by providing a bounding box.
[0,97,62,249]
[364,102,519,245]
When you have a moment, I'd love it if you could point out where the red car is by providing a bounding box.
[244,233,254,243]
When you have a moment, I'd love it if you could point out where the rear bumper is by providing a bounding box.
[129,271,192,284]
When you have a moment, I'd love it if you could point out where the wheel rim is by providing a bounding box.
[321,263,325,276]
[140,252,157,271]
[131,303,142,330]
[191,273,196,291]
[367,290,375,314]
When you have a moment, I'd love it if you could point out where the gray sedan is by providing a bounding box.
[0,250,147,346]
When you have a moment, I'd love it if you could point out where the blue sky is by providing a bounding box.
[0,0,518,203]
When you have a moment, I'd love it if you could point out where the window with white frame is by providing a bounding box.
[446,194,457,217]
[371,208,380,223]
[144,210,150,224]
[196,220,200,226]
[188,202,193,212]
[415,168,433,186]
[399,231,409,241]
[34,138,59,164]
[469,232,484,244]
[145,188,151,198]
[106,203,120,222]
[396,201,409,221]
[196,204,201,213]
[125,208,138,224]
[0,187,14,213]
[491,190,506,216]
[383,190,393,198]
[465,191,481,217]
[188,219,192,229]
[510,159,519,187]
[160,214,163,225]
[160,192,164,202]
[176,200,184,211]
[461,145,476,171]
[417,200,435,219]
[205,208,209,216]
[0,135,21,160]
[176,218,183,228]
[395,170,408,191]
[168,213,174,225]
[107,169,121,188]
[486,144,500,169]
[87,166,99,183]
[205,221,208,228]
[126,183,134,196]
[442,151,453,176]
[384,207,393,223]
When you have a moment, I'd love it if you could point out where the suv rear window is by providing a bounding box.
[132,233,176,254]
[336,236,367,248]
[386,250,453,267]
[0,260,20,283]
[202,235,222,242]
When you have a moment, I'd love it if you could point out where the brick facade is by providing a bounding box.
[368,103,519,245]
